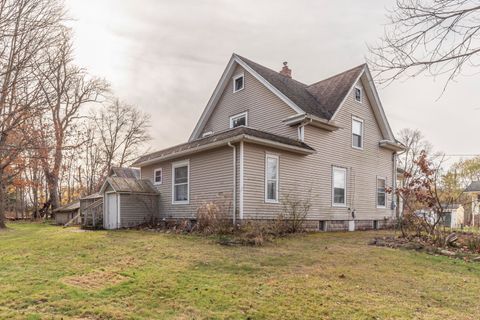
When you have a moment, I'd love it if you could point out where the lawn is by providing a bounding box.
[1,223,479,320]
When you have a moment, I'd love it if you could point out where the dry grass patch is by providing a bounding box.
[62,270,130,291]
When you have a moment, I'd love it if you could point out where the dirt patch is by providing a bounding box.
[62,270,130,290]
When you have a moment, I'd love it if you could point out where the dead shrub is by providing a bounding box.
[194,199,232,235]
[280,193,312,233]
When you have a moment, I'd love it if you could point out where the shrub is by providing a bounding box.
[195,199,232,235]
[280,193,311,233]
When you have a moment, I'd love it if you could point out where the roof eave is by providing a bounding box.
[283,113,340,131]
[134,134,314,166]
[379,140,405,152]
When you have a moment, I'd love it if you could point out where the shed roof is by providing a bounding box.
[101,177,158,194]
[466,181,480,193]
[80,192,103,200]
[54,201,80,213]
[109,167,140,179]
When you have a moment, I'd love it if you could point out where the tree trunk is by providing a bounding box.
[0,171,6,229]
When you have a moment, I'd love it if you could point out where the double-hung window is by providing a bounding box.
[172,160,189,204]
[265,154,279,203]
[153,168,163,185]
[352,117,364,149]
[233,74,244,92]
[332,167,347,206]
[377,177,386,208]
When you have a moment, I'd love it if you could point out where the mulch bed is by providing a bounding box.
[369,234,480,263]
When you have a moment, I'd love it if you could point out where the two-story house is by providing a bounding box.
[132,54,404,231]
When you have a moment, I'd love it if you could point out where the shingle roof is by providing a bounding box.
[104,177,158,194]
[133,126,314,166]
[466,181,480,192]
[109,167,140,179]
[54,201,80,212]
[237,54,365,120]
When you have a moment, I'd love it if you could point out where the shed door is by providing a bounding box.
[104,193,118,229]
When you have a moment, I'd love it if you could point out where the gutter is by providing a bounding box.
[283,113,340,131]
[134,134,315,167]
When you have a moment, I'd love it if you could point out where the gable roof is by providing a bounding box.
[109,167,140,179]
[190,54,397,143]
[133,126,315,167]
[54,201,80,213]
[100,177,158,194]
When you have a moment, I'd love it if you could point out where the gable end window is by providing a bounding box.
[230,111,247,128]
[153,168,163,185]
[265,154,279,203]
[233,74,244,93]
[377,177,387,208]
[352,117,364,149]
[332,167,347,207]
[354,87,362,103]
[172,160,189,204]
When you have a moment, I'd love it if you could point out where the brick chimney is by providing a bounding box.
[279,61,292,78]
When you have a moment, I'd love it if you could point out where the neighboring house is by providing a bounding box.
[465,181,480,226]
[132,54,404,231]
[53,201,80,225]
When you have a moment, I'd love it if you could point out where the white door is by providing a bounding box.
[104,193,118,229]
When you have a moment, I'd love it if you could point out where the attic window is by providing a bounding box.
[354,87,362,102]
[233,74,244,92]
[230,111,247,128]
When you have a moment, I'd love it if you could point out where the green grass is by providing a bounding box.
[1,223,480,320]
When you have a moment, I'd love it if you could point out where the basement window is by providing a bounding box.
[233,74,244,92]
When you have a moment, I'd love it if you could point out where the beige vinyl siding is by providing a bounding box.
[119,194,159,228]
[242,78,395,221]
[202,65,298,139]
[141,146,235,219]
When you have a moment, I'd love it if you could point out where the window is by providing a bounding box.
[172,160,189,204]
[233,74,244,92]
[352,117,363,149]
[265,154,279,203]
[332,167,347,206]
[153,168,163,185]
[377,177,386,208]
[230,112,247,128]
[354,87,362,102]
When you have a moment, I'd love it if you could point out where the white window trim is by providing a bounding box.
[233,73,245,93]
[351,116,364,150]
[265,154,279,203]
[354,86,362,103]
[229,111,248,128]
[153,168,163,185]
[172,159,190,205]
[332,166,347,207]
[376,176,387,209]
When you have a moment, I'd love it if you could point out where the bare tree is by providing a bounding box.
[369,0,480,89]
[0,0,64,228]
[94,99,151,175]
[35,29,109,211]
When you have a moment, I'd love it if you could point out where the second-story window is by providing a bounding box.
[230,111,247,128]
[352,117,364,149]
[233,74,244,92]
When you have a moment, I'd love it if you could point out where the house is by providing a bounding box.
[132,54,404,231]
[53,201,81,225]
[465,181,480,226]
[80,167,158,229]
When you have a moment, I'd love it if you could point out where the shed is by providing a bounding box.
[54,201,81,225]
[99,177,159,229]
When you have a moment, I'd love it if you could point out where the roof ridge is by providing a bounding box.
[307,63,366,88]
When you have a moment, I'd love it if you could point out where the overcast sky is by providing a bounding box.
[65,0,479,159]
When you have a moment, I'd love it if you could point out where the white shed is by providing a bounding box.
[99,177,159,230]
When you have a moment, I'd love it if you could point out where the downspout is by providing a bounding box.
[297,117,312,141]
[392,152,397,215]
[228,142,236,225]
